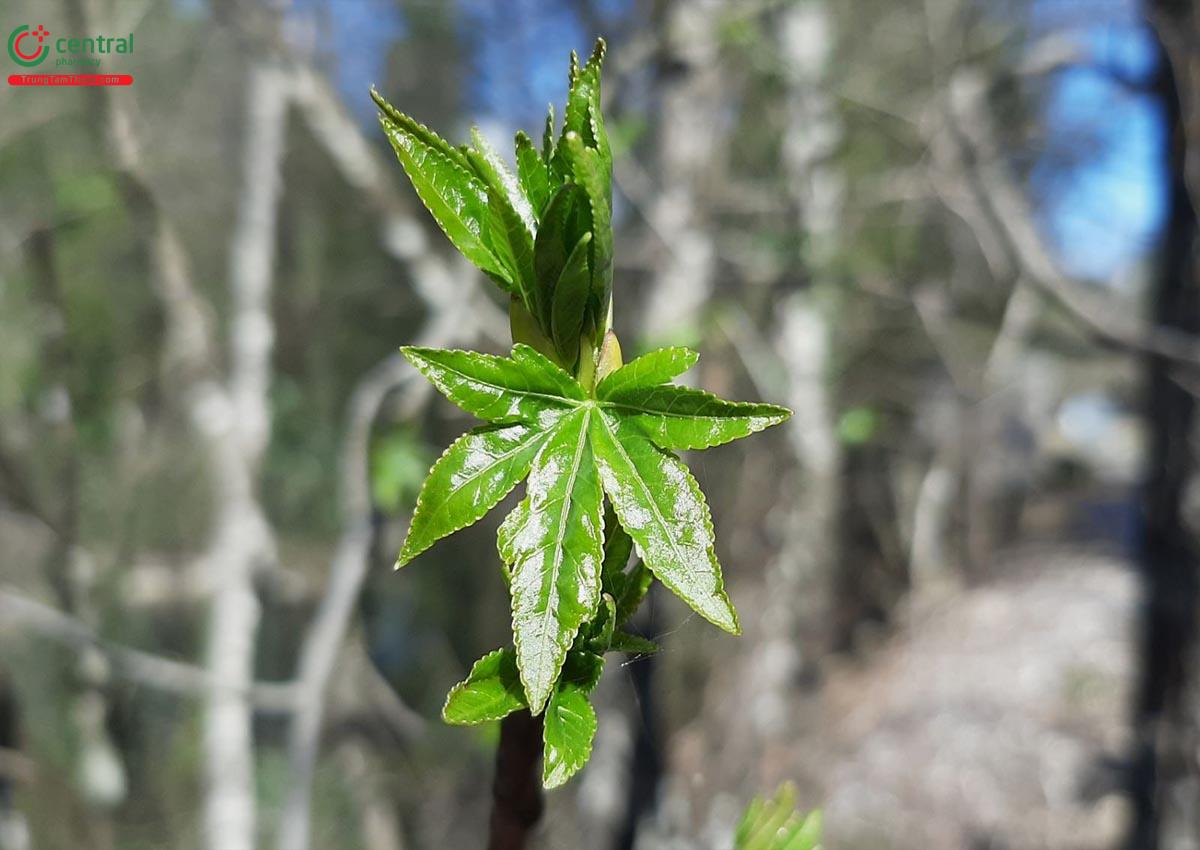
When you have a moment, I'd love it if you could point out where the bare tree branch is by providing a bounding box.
[933,68,1200,366]
[0,588,296,712]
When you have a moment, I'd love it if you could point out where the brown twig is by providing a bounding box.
[488,711,546,850]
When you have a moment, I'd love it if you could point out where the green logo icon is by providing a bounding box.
[8,24,50,67]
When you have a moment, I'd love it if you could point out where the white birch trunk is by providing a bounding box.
[203,61,288,850]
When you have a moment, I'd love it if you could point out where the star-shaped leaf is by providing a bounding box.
[399,342,789,706]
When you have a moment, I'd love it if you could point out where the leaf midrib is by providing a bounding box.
[432,359,583,409]
[532,407,592,655]
[420,427,545,528]
[598,395,784,421]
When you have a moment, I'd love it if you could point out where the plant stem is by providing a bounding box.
[487,710,544,850]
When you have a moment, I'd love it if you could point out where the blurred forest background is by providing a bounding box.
[2,0,1200,848]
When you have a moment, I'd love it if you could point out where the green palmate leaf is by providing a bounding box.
[442,648,525,725]
[550,232,593,366]
[596,347,700,396]
[515,131,552,220]
[602,384,792,451]
[608,631,658,654]
[504,408,605,712]
[589,411,740,634]
[535,184,591,330]
[398,423,547,566]
[400,345,580,425]
[375,100,510,288]
[380,41,797,791]
[542,683,597,788]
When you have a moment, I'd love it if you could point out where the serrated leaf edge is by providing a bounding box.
[601,387,793,451]
[510,407,602,713]
[441,648,526,725]
[397,424,547,566]
[593,410,741,635]
[541,687,597,789]
[595,346,700,397]
[400,346,581,420]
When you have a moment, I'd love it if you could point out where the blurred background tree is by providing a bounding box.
[0,0,1192,848]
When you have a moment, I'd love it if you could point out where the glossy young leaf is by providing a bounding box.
[510,344,586,400]
[534,184,591,330]
[466,127,537,234]
[559,42,604,149]
[375,101,510,287]
[550,232,593,366]
[560,132,613,322]
[590,411,740,634]
[371,88,473,172]
[464,129,538,308]
[596,347,700,397]
[400,346,578,425]
[484,186,538,311]
[542,683,597,789]
[602,384,792,451]
[515,131,552,221]
[504,408,604,712]
[442,648,526,725]
[398,423,547,566]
